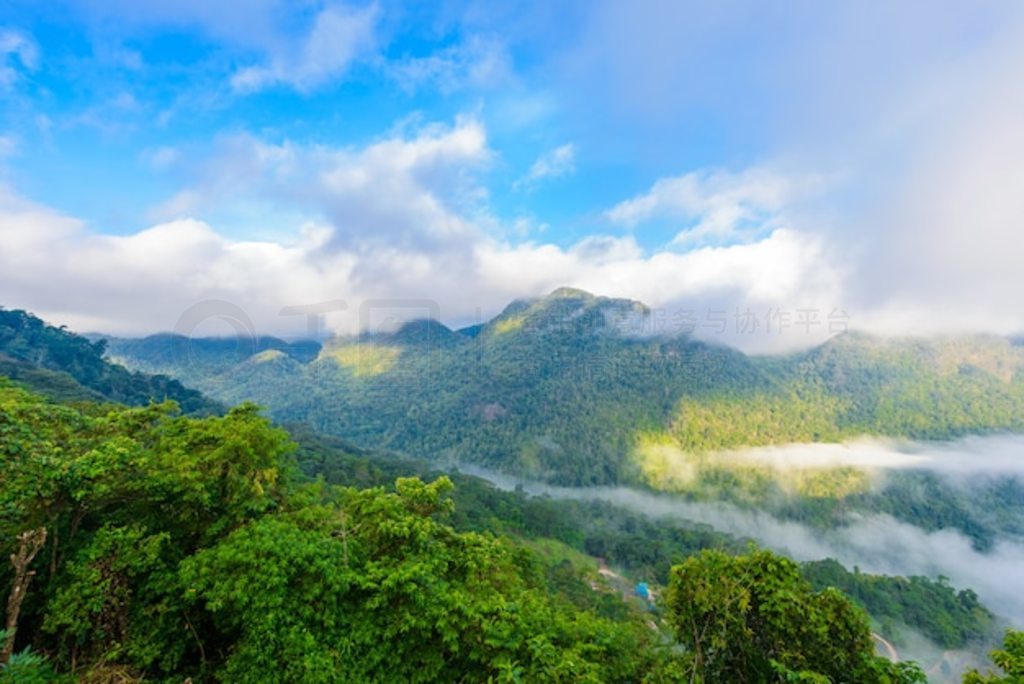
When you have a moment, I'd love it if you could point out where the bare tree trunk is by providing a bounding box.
[2,527,47,663]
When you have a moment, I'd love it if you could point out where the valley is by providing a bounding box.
[2,298,1022,681]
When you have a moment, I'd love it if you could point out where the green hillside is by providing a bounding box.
[0,308,220,414]
[0,312,1007,681]
[0,379,943,682]
[105,288,1024,491]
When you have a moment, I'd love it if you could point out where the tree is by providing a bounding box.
[663,547,925,683]
[181,477,661,682]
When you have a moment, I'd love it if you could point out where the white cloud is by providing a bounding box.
[231,3,378,93]
[0,196,840,355]
[146,117,492,249]
[475,229,834,309]
[515,143,576,189]
[0,188,355,335]
[0,29,38,89]
[607,167,821,247]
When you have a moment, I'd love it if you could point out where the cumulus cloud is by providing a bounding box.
[0,29,38,89]
[0,186,353,334]
[231,2,378,93]
[0,119,842,348]
[606,167,822,247]
[148,117,492,251]
[544,1,1024,339]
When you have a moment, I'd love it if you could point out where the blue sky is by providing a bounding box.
[2,1,1024,349]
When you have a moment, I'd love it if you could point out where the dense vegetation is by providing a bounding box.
[850,471,1024,552]
[665,548,926,683]
[0,381,669,681]
[103,289,1024,556]
[0,379,944,682]
[802,560,993,648]
[289,427,998,653]
[105,289,1024,493]
[963,630,1024,683]
[1,302,1014,681]
[0,308,218,414]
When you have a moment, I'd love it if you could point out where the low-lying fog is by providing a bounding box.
[460,434,1024,628]
[721,434,1024,477]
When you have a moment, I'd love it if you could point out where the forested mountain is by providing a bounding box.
[0,307,1014,682]
[0,308,219,414]
[105,288,1024,489]
[0,379,939,682]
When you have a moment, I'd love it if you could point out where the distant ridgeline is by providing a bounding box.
[0,308,219,413]
[104,287,1024,490]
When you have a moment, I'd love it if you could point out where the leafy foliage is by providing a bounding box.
[0,642,55,683]
[663,548,926,683]
[0,383,664,681]
[802,559,994,648]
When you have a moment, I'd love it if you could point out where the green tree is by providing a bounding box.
[182,477,661,683]
[663,547,925,683]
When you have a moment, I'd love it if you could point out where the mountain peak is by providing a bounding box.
[546,286,597,300]
[378,318,466,347]
[485,288,649,337]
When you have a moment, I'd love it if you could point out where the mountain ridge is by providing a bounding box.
[97,288,1024,491]
[0,307,221,413]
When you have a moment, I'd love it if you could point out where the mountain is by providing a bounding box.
[104,288,1024,488]
[0,303,1009,680]
[0,308,220,413]
[105,332,321,383]
[2,374,952,683]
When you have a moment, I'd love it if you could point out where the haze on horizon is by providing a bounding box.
[2,1,1024,352]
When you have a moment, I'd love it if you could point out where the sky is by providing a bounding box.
[2,0,1024,350]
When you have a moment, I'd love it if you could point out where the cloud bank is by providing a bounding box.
[0,119,842,348]
[4,2,1024,350]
